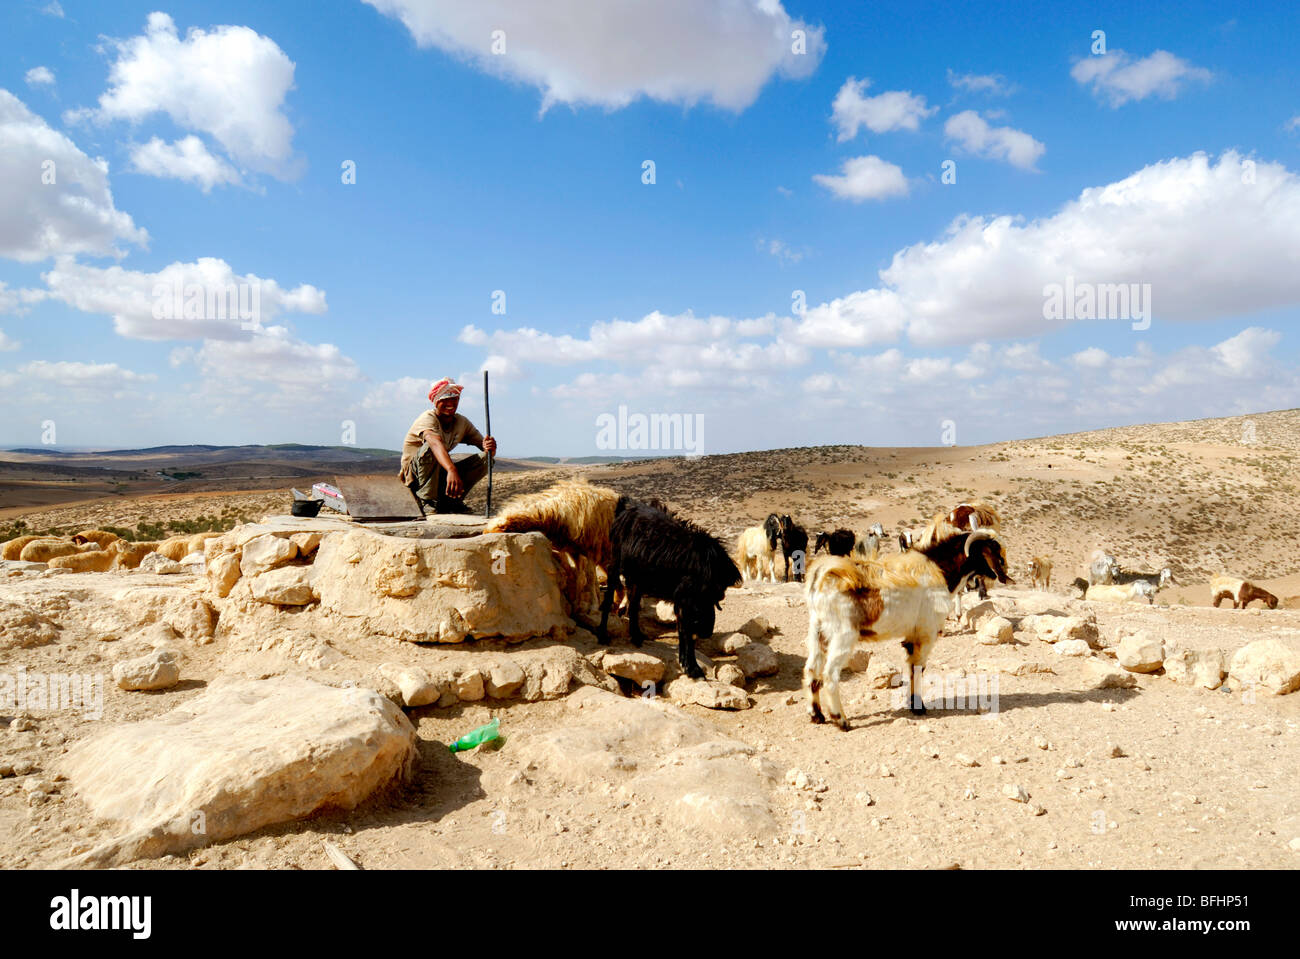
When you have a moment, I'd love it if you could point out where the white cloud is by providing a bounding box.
[1072,346,1110,368]
[946,69,1012,95]
[831,77,936,141]
[40,256,327,341]
[813,155,909,202]
[41,2,64,17]
[24,67,55,88]
[0,329,19,351]
[362,0,824,111]
[361,375,428,411]
[176,325,360,389]
[1210,326,1280,376]
[944,110,1044,170]
[1286,115,1300,133]
[1071,49,1212,108]
[79,12,298,177]
[791,151,1300,347]
[0,89,147,262]
[20,359,156,386]
[130,135,242,191]
[760,237,805,264]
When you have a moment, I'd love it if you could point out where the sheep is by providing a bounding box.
[19,539,79,563]
[108,540,160,570]
[157,536,193,561]
[1086,549,1119,586]
[597,499,742,679]
[1113,566,1174,591]
[1029,556,1053,589]
[814,529,857,556]
[484,479,621,613]
[803,526,1013,730]
[734,526,777,583]
[48,550,116,573]
[1210,575,1278,610]
[777,515,809,582]
[1085,581,1156,605]
[71,529,121,549]
[3,535,46,560]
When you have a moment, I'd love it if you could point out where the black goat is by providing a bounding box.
[597,498,742,679]
[763,513,783,552]
[778,514,809,582]
[814,528,857,556]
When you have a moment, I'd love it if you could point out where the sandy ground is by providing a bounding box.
[2,408,1298,869]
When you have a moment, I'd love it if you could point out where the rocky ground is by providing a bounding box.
[1,409,1298,870]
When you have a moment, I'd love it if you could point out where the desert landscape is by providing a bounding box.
[1,408,1298,870]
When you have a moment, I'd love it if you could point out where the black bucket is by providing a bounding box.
[291,499,323,517]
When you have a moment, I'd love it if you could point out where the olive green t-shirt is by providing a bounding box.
[399,411,484,482]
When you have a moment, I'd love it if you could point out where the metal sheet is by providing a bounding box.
[332,473,424,521]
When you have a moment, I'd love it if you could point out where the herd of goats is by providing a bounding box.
[486,479,1282,730]
[2,477,1280,733]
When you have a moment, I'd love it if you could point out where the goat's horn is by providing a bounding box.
[964,528,995,555]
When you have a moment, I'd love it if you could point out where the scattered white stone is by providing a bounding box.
[1117,632,1165,673]
[1033,736,1050,750]
[250,566,317,606]
[113,649,180,691]
[1163,645,1227,690]
[738,616,771,640]
[856,791,875,806]
[953,753,979,767]
[976,615,1014,645]
[1054,639,1091,657]
[716,664,747,688]
[138,552,183,575]
[602,652,666,685]
[735,642,779,678]
[1229,641,1300,696]
[485,660,525,699]
[1003,784,1029,803]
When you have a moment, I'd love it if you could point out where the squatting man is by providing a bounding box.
[399,377,497,513]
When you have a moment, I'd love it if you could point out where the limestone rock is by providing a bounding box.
[290,532,323,557]
[1163,646,1226,690]
[602,652,666,685]
[1003,783,1029,803]
[455,668,485,702]
[485,659,525,699]
[1229,640,1300,696]
[138,552,184,575]
[0,601,60,649]
[720,633,752,654]
[962,600,998,631]
[716,664,747,687]
[63,676,417,865]
[738,616,771,640]
[735,641,779,678]
[239,535,299,578]
[378,664,441,707]
[665,676,751,710]
[113,649,180,691]
[1025,613,1100,647]
[1084,660,1139,690]
[844,647,873,673]
[207,553,242,598]
[1118,632,1165,673]
[250,567,318,606]
[1054,639,1092,657]
[976,615,1014,645]
[310,529,572,644]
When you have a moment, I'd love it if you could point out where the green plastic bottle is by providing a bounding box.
[449,717,501,754]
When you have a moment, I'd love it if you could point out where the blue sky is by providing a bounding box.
[2,0,1298,455]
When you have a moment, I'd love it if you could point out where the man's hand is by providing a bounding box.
[445,466,463,499]
[483,435,497,456]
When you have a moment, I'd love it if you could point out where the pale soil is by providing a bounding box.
[2,408,1299,870]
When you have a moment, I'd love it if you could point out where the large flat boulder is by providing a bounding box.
[62,676,417,865]
[310,529,572,644]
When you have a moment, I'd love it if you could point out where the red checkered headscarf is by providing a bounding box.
[428,378,464,404]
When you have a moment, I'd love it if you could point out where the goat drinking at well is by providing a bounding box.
[598,499,741,679]
[803,525,1013,730]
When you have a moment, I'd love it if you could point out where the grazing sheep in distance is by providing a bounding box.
[1211,576,1278,610]
[108,540,160,570]
[814,529,857,556]
[1086,581,1156,605]
[735,526,777,583]
[1113,566,1174,590]
[49,550,116,573]
[3,535,46,560]
[778,515,809,582]
[1029,556,1053,589]
[71,530,121,549]
[484,479,621,613]
[19,539,79,563]
[803,526,1013,729]
[597,499,742,679]
[158,536,193,561]
[1087,549,1119,586]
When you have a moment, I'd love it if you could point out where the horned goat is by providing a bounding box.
[1210,576,1278,610]
[803,526,1013,730]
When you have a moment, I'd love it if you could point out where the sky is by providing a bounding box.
[1,0,1298,456]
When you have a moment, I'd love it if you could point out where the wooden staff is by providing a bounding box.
[484,369,493,518]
